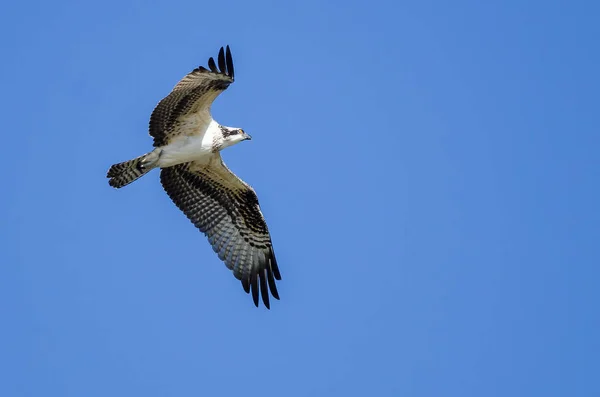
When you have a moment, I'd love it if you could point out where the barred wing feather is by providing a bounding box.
[149,46,235,147]
[159,156,281,308]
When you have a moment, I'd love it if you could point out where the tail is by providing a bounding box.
[107,150,159,188]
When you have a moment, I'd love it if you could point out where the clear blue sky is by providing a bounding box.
[2,0,598,396]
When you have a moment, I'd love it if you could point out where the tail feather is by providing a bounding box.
[107,153,154,188]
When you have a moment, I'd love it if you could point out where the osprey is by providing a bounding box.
[107,46,281,309]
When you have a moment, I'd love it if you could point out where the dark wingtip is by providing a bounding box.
[207,57,218,73]
[217,47,226,74]
[241,277,250,294]
[270,247,282,280]
[225,45,234,79]
[238,246,280,309]
[267,267,280,300]
[251,274,259,307]
[260,270,270,309]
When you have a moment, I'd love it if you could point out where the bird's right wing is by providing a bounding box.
[160,155,281,308]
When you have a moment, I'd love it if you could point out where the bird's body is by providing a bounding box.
[107,46,281,308]
[157,119,219,167]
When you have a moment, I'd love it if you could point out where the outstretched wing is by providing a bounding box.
[149,45,235,147]
[160,155,281,308]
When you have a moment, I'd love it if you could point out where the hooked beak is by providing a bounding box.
[244,133,252,141]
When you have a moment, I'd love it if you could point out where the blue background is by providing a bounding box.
[2,0,598,395]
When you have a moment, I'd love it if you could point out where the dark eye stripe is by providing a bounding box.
[219,126,239,137]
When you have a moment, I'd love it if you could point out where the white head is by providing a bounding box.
[218,125,252,149]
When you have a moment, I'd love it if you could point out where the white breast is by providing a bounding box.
[157,119,219,167]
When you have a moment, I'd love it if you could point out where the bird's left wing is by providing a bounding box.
[149,46,235,147]
[160,155,281,308]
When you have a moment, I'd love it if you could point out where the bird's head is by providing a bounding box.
[220,126,252,148]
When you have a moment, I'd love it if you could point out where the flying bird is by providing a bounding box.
[107,46,281,309]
